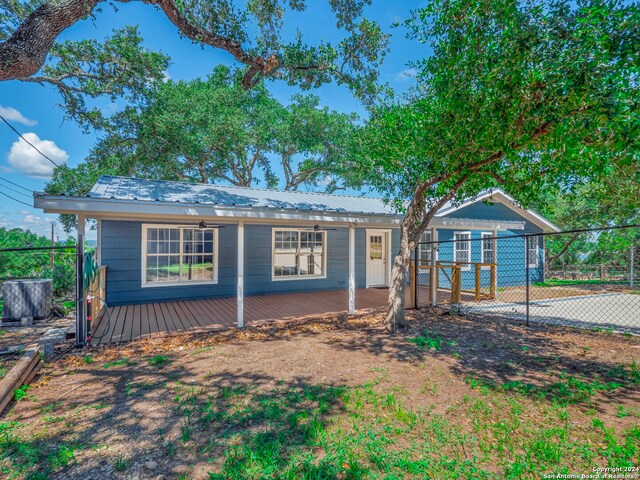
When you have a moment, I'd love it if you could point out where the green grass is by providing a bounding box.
[3,371,639,479]
[102,358,137,369]
[113,454,128,472]
[13,385,30,402]
[148,355,170,367]
[2,350,639,479]
[171,376,639,479]
[0,422,77,479]
[407,329,457,351]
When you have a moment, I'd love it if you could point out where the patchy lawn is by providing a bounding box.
[1,311,639,479]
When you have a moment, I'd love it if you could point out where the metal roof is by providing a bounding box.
[89,175,402,216]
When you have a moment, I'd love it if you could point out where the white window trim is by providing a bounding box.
[418,231,435,264]
[271,228,328,281]
[453,231,472,271]
[141,224,219,288]
[527,235,539,268]
[481,232,495,269]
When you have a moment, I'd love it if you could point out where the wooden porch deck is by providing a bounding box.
[91,288,402,345]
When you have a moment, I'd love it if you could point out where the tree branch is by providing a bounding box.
[0,0,100,80]
[0,0,270,86]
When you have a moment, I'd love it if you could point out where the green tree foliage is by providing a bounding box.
[0,0,388,103]
[0,228,75,296]
[46,66,361,231]
[0,19,171,130]
[359,0,640,330]
[533,163,640,271]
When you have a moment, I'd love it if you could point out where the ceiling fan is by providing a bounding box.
[177,221,226,229]
[197,220,226,229]
[299,224,337,232]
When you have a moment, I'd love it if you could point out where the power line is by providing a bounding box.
[0,190,32,207]
[0,114,60,168]
[0,183,31,198]
[0,175,32,192]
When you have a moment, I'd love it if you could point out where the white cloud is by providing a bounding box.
[7,133,68,178]
[0,105,37,126]
[395,68,418,81]
[162,70,171,82]
[23,214,51,225]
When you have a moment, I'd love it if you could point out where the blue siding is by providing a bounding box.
[101,220,400,305]
[102,220,237,305]
[435,201,545,288]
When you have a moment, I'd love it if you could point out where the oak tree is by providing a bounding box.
[1,0,388,102]
[359,0,640,331]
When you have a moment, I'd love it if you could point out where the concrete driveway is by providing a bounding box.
[462,293,640,334]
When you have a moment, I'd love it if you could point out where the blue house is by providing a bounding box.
[34,176,558,335]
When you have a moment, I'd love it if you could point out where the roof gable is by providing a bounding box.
[435,189,559,232]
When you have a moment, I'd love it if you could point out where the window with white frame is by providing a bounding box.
[453,232,471,268]
[481,232,495,265]
[418,231,434,264]
[143,225,218,286]
[527,235,539,267]
[273,229,326,279]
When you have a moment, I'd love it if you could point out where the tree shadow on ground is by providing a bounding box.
[322,310,640,405]
[0,356,350,479]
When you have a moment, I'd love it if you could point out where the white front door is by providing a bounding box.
[367,231,388,286]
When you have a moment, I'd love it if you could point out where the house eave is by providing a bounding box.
[33,194,525,231]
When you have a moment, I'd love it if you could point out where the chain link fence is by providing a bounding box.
[0,245,77,356]
[413,225,640,333]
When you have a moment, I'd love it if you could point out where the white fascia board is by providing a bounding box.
[435,189,560,232]
[34,194,524,231]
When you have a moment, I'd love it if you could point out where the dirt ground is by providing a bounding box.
[0,315,74,354]
[1,309,640,479]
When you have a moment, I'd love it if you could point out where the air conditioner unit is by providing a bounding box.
[2,279,53,322]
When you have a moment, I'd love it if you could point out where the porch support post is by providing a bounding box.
[75,215,87,347]
[348,223,356,314]
[237,220,245,328]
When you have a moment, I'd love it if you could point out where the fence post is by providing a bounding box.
[410,259,416,309]
[413,245,419,308]
[435,261,440,306]
[475,263,481,300]
[451,265,461,304]
[525,234,530,327]
[431,238,437,307]
[489,264,496,299]
[631,246,635,289]
[75,216,87,348]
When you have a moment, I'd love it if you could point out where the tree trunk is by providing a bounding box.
[0,0,100,80]
[385,224,413,332]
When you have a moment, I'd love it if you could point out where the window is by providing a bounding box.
[527,235,539,267]
[273,229,326,279]
[418,231,433,265]
[143,225,218,286]
[481,233,495,265]
[453,232,471,269]
[369,235,383,260]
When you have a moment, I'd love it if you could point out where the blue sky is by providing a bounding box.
[0,2,425,239]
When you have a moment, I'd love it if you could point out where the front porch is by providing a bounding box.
[91,287,405,345]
